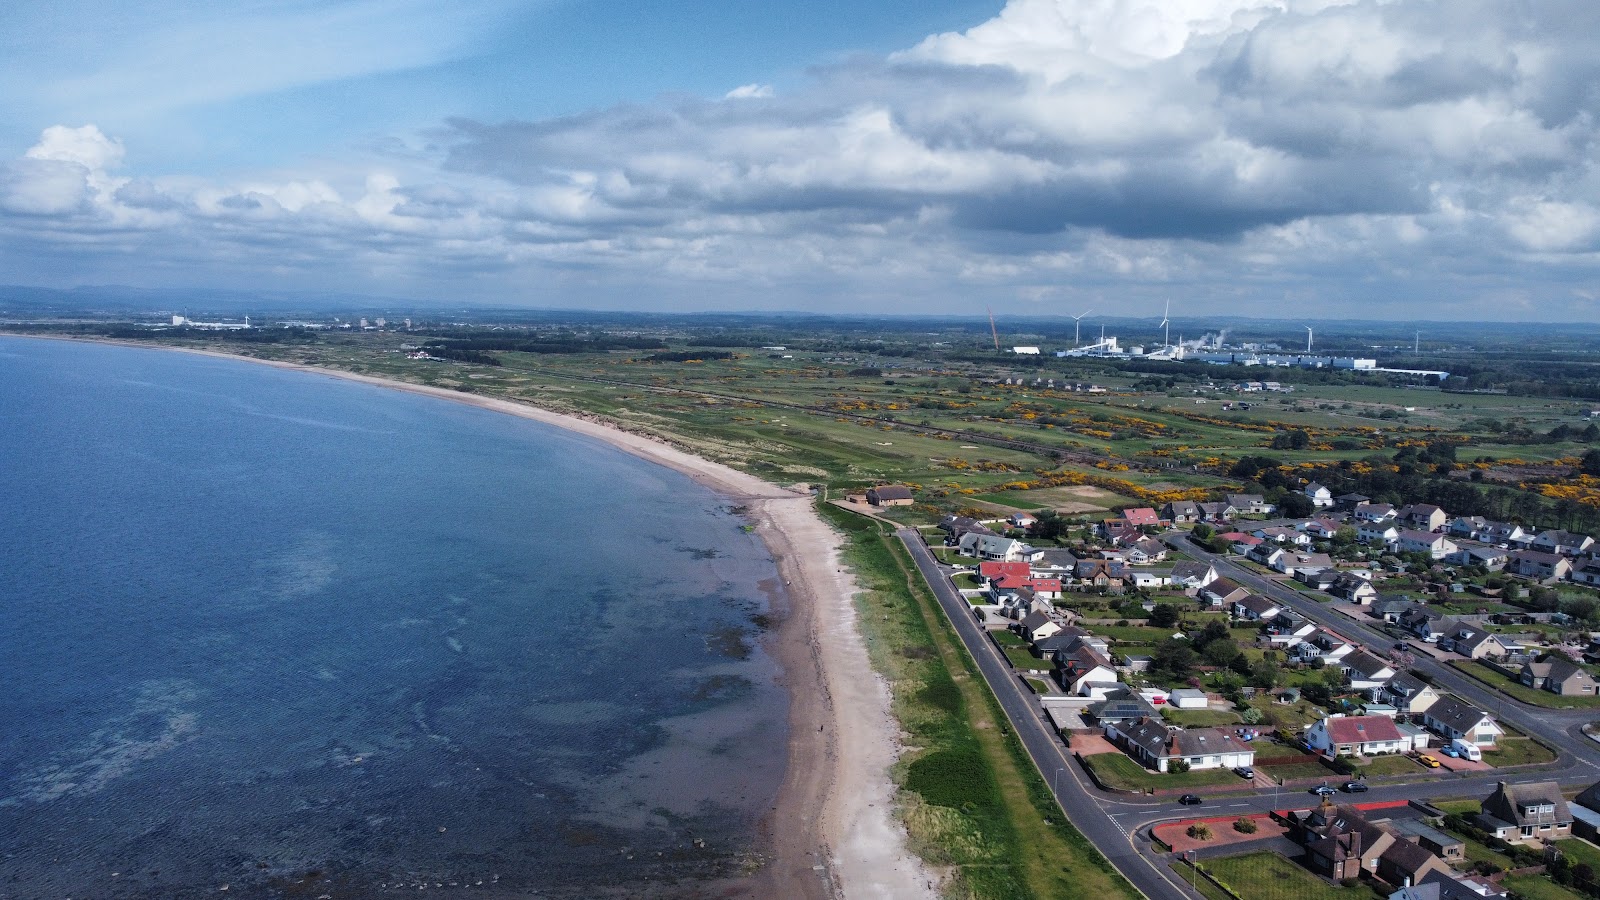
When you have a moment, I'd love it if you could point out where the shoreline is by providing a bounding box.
[17,337,936,899]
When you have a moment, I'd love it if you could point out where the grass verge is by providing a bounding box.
[1080,753,1242,792]
[820,503,1140,900]
[1482,736,1558,767]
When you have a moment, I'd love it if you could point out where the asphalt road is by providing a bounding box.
[895,526,1600,900]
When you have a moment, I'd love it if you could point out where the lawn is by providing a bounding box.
[1251,740,1313,760]
[1161,707,1244,727]
[1080,752,1242,792]
[1449,660,1600,709]
[1025,677,1054,695]
[1087,624,1174,644]
[1005,648,1058,672]
[1266,761,1340,782]
[1434,800,1482,816]
[1201,851,1370,900]
[1503,875,1587,900]
[1482,736,1558,767]
[1357,755,1425,776]
[1554,839,1600,871]
[991,629,1028,648]
[953,573,984,589]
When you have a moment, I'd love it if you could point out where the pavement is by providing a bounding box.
[890,527,1600,900]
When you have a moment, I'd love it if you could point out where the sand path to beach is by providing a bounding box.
[124,346,940,900]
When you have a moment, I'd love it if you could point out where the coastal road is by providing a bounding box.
[897,528,1200,900]
[1164,532,1600,779]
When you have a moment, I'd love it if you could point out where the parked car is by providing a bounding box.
[1341,781,1369,793]
[1311,784,1338,796]
[1442,745,1460,758]
[1394,642,1408,650]
[1235,766,1255,779]
[1419,755,1442,768]
[1178,794,1203,805]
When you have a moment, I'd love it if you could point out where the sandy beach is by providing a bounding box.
[100,344,939,900]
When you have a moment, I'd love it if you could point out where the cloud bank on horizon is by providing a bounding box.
[2,0,1599,320]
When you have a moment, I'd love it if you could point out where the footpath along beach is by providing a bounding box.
[131,344,941,900]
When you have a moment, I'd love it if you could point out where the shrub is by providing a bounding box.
[1241,707,1264,725]
[1234,816,1258,834]
[1187,822,1213,840]
[1168,759,1192,774]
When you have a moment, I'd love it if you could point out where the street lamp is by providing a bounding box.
[1187,849,1198,892]
[1053,766,1063,796]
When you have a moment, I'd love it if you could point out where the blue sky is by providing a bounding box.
[3,0,1600,320]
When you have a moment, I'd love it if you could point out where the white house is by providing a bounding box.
[1359,522,1401,546]
[1423,696,1503,747]
[1342,650,1398,691]
[1397,530,1459,560]
[1306,714,1409,756]
[1305,482,1334,508]
[1106,717,1256,773]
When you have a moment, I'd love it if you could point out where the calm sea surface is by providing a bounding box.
[0,336,789,898]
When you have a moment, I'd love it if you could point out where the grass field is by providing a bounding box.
[1080,752,1243,792]
[1160,708,1244,727]
[1201,851,1373,900]
[1503,875,1587,900]
[822,505,1140,900]
[1483,736,1558,767]
[1449,660,1600,709]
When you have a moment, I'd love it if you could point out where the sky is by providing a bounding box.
[2,0,1599,321]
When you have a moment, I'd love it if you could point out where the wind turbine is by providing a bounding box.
[1305,326,1314,354]
[1159,300,1171,349]
[1071,309,1092,347]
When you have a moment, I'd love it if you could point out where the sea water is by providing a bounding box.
[0,336,788,898]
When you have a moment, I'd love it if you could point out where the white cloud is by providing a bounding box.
[725,84,774,99]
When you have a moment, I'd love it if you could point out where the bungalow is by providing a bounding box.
[1168,560,1218,589]
[1199,577,1250,608]
[1481,521,1531,548]
[865,484,914,506]
[1371,596,1419,623]
[1105,716,1256,773]
[1447,543,1510,571]
[1128,570,1171,589]
[1342,650,1397,691]
[1307,714,1408,756]
[978,560,1032,582]
[1126,537,1168,564]
[1256,526,1313,547]
[1506,550,1572,581]
[1398,530,1459,560]
[1122,507,1162,528]
[1355,503,1397,523]
[940,515,997,543]
[1233,594,1282,621]
[1395,872,1510,900]
[1006,512,1037,530]
[1227,494,1273,515]
[1531,530,1595,557]
[1277,551,1334,577]
[1031,548,1080,574]
[1423,695,1502,747]
[1305,482,1334,507]
[1297,567,1340,591]
[1376,839,1453,889]
[1379,672,1441,716]
[1477,781,1572,844]
[1196,500,1237,522]
[1246,543,1285,569]
[1020,610,1063,643]
[1085,689,1158,725]
[1440,623,1509,660]
[1162,500,1200,523]
[1292,628,1355,664]
[1335,492,1372,510]
[1358,522,1401,546]
[1074,559,1123,589]
[1398,504,1448,532]
[1521,657,1599,696]
[1266,610,1318,647]
[1305,518,1344,539]
[1222,532,1263,553]
[1035,627,1110,661]
[1330,572,1379,605]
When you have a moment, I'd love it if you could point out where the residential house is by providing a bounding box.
[1274,551,1334,577]
[1571,560,1600,586]
[1376,840,1453,888]
[1424,696,1503,747]
[1227,494,1273,515]
[1342,650,1397,691]
[1330,571,1379,605]
[1084,689,1158,725]
[1168,561,1217,589]
[1031,548,1080,574]
[1379,672,1441,716]
[1507,550,1572,581]
[1232,594,1281,621]
[1521,657,1599,696]
[1099,517,1142,547]
[960,532,1025,561]
[1398,504,1449,532]
[1447,543,1510,571]
[1386,819,1466,864]
[1305,518,1344,539]
[1531,530,1596,557]
[1126,537,1168,564]
[1074,559,1123,590]
[1292,628,1355,664]
[1058,644,1120,698]
[1393,872,1510,900]
[1006,512,1037,529]
[1441,623,1509,660]
[1128,570,1171,589]
[1104,716,1256,773]
[1399,605,1448,641]
[1355,503,1397,523]
[1122,507,1162,529]
[1196,500,1236,522]
[1199,577,1251,608]
[1296,567,1340,591]
[1305,482,1334,507]
[1020,610,1062,643]
[1161,499,1200,523]
[865,484,914,506]
[1306,714,1408,756]
[1371,595,1419,623]
[1335,493,1372,511]
[978,560,1032,582]
[1266,610,1318,647]
[1449,516,1489,539]
[1246,543,1286,569]
[1035,627,1110,661]
[1398,529,1459,560]
[940,515,997,544]
[1358,522,1402,546]
[1222,532,1263,553]
[1256,526,1313,547]
[1302,805,1396,880]
[1477,781,1572,844]
[1481,521,1531,548]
